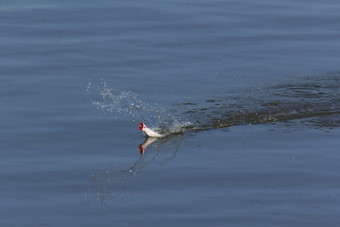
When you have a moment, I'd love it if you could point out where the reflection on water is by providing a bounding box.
[86,135,182,204]
[139,137,158,155]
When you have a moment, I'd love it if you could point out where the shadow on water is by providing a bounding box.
[86,135,182,204]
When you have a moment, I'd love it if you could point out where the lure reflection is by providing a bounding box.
[139,137,158,154]
[87,135,182,203]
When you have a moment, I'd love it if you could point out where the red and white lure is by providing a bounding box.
[139,123,164,138]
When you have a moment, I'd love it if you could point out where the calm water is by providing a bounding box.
[1,0,340,226]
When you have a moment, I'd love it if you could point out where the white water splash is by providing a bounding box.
[87,78,191,134]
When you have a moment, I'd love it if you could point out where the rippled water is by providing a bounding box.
[1,0,340,226]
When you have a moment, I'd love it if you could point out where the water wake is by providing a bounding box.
[183,75,340,130]
[87,75,339,136]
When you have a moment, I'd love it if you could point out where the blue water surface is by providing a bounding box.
[1,0,339,226]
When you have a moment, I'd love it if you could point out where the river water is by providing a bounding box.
[1,0,339,226]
